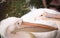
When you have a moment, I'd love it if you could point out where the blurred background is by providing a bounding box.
[0,0,60,21]
[0,0,51,21]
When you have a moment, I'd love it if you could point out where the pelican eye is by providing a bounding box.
[17,23,19,24]
[41,15,43,16]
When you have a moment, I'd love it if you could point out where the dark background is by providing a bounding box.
[0,0,51,21]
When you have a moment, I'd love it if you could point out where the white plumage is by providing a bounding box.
[21,8,60,38]
[21,8,59,28]
[0,17,22,38]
